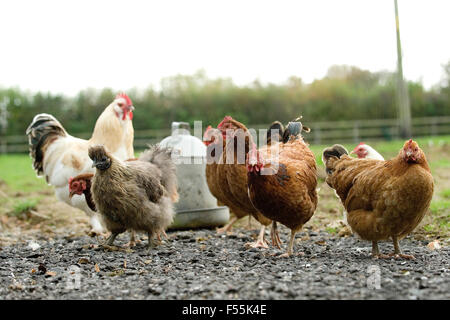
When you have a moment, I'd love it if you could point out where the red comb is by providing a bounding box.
[352,142,365,151]
[217,116,233,129]
[116,93,132,106]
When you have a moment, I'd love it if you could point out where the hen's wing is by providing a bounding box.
[326,156,385,207]
[126,161,165,203]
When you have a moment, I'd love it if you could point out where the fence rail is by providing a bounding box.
[1,116,450,154]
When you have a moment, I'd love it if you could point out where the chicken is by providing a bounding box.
[69,173,96,212]
[204,118,284,248]
[204,122,252,235]
[322,139,434,259]
[87,145,177,248]
[69,150,177,245]
[351,142,384,160]
[26,93,135,234]
[246,120,318,257]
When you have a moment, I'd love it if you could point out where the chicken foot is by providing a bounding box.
[245,225,268,249]
[147,232,158,249]
[389,236,415,259]
[103,232,119,246]
[124,231,138,248]
[216,216,238,234]
[270,221,283,249]
[279,229,297,258]
[156,230,169,244]
[371,241,390,259]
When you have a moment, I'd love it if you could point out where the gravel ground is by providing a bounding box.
[0,228,448,300]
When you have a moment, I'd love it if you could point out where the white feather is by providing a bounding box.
[362,144,384,160]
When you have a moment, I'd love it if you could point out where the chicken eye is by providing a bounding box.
[118,103,124,107]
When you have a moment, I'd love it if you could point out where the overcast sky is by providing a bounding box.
[0,0,449,96]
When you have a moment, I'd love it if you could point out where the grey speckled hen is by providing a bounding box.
[88,144,178,248]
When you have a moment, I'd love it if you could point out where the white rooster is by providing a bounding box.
[26,93,135,234]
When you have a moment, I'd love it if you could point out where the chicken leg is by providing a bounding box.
[279,229,296,258]
[216,216,238,234]
[389,235,415,260]
[245,226,268,249]
[371,241,389,259]
[147,231,157,249]
[124,231,138,248]
[270,221,283,249]
[104,232,119,246]
[156,230,169,244]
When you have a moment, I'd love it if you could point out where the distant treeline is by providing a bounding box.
[1,64,449,136]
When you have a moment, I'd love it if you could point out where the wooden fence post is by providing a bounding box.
[314,126,321,145]
[353,122,360,144]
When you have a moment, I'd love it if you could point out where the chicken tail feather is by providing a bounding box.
[140,145,179,202]
[322,144,348,175]
[266,121,284,145]
[26,113,67,175]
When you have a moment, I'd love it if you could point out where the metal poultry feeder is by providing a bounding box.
[158,122,229,229]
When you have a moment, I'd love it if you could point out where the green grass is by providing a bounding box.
[423,198,450,236]
[13,198,38,213]
[430,199,450,215]
[325,227,338,234]
[0,154,49,192]
[441,189,450,199]
[430,158,450,170]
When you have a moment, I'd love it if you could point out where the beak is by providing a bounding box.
[69,190,75,199]
[350,150,355,155]
[406,150,413,157]
[129,105,135,111]
[91,162,97,168]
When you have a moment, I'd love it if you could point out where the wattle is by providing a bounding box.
[122,110,133,120]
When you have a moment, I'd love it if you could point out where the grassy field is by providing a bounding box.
[0,136,449,246]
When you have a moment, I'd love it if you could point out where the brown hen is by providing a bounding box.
[246,121,318,257]
[322,139,434,259]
